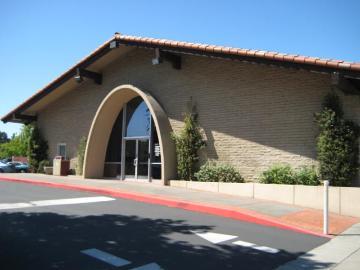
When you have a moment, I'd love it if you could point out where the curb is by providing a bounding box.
[0,176,331,239]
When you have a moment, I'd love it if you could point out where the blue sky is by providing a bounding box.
[1,0,359,136]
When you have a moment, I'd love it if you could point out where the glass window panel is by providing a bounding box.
[104,163,121,178]
[151,121,162,180]
[151,164,161,179]
[105,110,123,162]
[57,144,66,159]
[151,123,161,163]
[126,97,151,137]
[137,140,149,178]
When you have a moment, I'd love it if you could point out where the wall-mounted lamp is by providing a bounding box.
[74,73,84,83]
[152,48,162,65]
[151,48,181,70]
[74,68,102,85]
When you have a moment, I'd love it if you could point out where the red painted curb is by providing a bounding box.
[0,176,331,239]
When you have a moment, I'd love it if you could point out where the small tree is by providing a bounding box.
[0,131,9,144]
[315,93,359,186]
[27,125,48,172]
[171,113,206,180]
[0,125,31,159]
[76,136,87,175]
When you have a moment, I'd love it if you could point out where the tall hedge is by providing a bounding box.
[27,125,48,173]
[76,136,87,175]
[315,93,359,186]
[171,113,206,180]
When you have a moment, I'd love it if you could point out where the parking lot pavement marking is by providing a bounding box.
[193,231,280,254]
[130,263,163,270]
[232,240,280,254]
[0,202,32,210]
[0,196,115,210]
[30,196,115,206]
[81,248,131,267]
[193,231,238,244]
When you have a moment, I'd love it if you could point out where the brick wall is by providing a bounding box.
[37,48,360,183]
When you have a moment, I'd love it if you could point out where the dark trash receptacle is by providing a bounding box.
[53,156,70,176]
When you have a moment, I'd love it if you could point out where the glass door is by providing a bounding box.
[123,138,149,180]
[137,139,149,179]
[124,140,136,178]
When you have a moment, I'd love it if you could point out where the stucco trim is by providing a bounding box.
[83,84,176,184]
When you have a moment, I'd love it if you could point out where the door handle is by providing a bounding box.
[133,158,138,167]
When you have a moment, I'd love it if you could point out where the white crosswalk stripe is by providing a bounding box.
[81,248,131,267]
[0,202,33,210]
[81,248,163,269]
[130,262,163,270]
[0,196,115,210]
[233,240,279,254]
[31,196,115,206]
[193,231,280,254]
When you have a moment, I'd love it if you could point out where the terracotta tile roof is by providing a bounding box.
[117,33,360,72]
[2,33,360,123]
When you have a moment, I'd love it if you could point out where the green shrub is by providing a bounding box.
[171,112,206,180]
[260,164,320,185]
[260,164,295,184]
[315,93,359,186]
[294,166,320,186]
[194,162,244,183]
[37,160,50,174]
[76,136,87,175]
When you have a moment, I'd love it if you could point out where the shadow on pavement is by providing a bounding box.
[0,211,334,270]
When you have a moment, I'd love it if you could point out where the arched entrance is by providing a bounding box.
[83,84,176,184]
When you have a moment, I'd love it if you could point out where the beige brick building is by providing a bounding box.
[2,33,360,185]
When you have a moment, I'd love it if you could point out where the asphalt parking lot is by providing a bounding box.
[0,181,329,270]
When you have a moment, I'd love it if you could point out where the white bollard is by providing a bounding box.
[323,180,329,235]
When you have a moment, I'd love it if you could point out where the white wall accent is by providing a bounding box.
[169,180,360,218]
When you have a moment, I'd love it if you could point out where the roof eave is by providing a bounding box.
[1,36,117,123]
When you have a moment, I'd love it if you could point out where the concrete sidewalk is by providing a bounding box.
[278,223,360,270]
[1,173,359,269]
